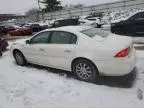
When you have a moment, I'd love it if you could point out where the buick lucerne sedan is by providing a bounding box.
[11,26,136,82]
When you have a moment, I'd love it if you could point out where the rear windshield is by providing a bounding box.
[81,28,109,38]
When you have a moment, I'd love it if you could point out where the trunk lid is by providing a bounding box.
[93,33,133,58]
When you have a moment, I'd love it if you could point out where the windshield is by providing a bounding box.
[81,28,110,38]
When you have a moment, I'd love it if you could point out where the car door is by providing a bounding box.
[122,18,135,36]
[22,31,51,65]
[44,31,77,70]
[126,12,144,36]
[133,12,144,36]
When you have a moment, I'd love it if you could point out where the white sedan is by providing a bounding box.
[11,26,136,83]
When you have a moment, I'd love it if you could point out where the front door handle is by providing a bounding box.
[64,50,72,53]
[39,48,44,51]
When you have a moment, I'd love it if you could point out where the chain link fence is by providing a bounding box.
[41,0,144,20]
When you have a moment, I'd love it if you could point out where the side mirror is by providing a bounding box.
[26,40,30,44]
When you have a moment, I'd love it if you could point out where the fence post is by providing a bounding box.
[51,13,53,20]
[81,7,83,16]
[124,0,126,10]
[68,9,71,18]
[107,4,109,13]
[60,10,61,18]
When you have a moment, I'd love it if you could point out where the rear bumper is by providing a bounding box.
[94,49,136,76]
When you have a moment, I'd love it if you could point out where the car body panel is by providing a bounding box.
[111,11,144,43]
[11,26,136,76]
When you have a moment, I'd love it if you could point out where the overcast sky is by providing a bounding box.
[0,0,119,15]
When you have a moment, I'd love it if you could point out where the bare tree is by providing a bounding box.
[40,0,63,12]
[25,8,40,22]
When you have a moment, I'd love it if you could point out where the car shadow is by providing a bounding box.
[24,63,137,88]
[96,68,137,88]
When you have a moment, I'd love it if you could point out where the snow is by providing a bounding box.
[0,42,144,108]
[136,50,144,58]
[102,8,144,24]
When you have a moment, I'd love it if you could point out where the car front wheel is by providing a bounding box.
[72,59,99,83]
[14,51,27,66]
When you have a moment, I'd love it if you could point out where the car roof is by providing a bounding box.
[111,10,144,23]
[43,26,92,33]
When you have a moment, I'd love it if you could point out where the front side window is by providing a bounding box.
[30,31,51,44]
[50,31,77,44]
[81,28,109,38]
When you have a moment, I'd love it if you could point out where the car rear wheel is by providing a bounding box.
[14,51,27,66]
[72,59,99,83]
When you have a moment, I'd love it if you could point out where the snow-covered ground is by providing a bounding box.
[0,43,144,108]
[102,8,144,24]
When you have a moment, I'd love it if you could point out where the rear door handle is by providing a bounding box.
[64,50,72,53]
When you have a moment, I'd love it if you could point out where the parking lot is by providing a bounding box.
[0,16,144,108]
[0,0,144,107]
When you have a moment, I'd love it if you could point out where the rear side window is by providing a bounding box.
[81,28,109,38]
[50,31,77,44]
[71,34,77,44]
[130,12,144,19]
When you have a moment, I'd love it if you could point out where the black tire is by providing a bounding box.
[72,59,99,83]
[14,51,27,66]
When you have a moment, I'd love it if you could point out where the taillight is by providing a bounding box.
[115,47,130,58]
